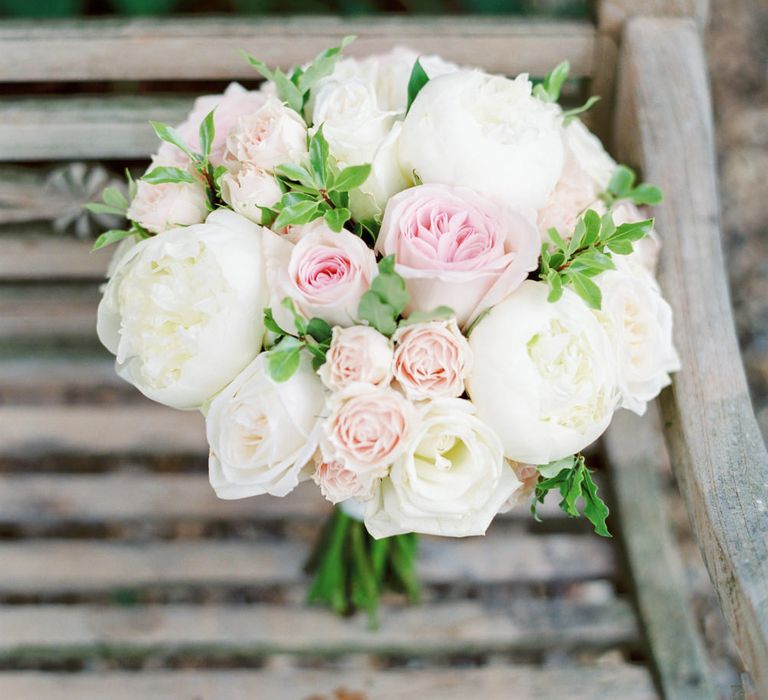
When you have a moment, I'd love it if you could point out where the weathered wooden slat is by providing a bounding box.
[0,97,190,161]
[0,236,109,279]
[0,18,596,82]
[0,533,615,592]
[614,18,768,698]
[604,407,717,699]
[597,0,709,37]
[0,666,658,700]
[0,599,638,656]
[0,406,206,456]
[0,287,98,341]
[0,358,123,396]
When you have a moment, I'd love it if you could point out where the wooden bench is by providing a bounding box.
[0,3,766,699]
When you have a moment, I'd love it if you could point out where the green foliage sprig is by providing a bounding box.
[245,36,355,120]
[264,299,334,381]
[601,164,663,207]
[406,58,429,113]
[531,454,611,537]
[533,60,600,124]
[269,126,371,233]
[357,255,409,336]
[86,170,152,251]
[538,209,654,309]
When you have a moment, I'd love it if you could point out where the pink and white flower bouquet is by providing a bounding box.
[89,39,679,623]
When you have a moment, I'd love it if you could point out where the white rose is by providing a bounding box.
[225,96,308,171]
[466,281,619,464]
[364,398,521,538]
[596,267,680,415]
[318,325,394,392]
[399,70,565,210]
[126,179,208,234]
[97,210,268,409]
[219,162,282,225]
[207,354,325,499]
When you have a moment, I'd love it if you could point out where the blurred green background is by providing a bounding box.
[0,0,588,18]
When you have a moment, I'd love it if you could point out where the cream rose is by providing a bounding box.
[207,354,325,499]
[97,210,268,409]
[392,319,472,400]
[126,179,208,234]
[312,456,376,505]
[322,386,415,474]
[376,184,540,326]
[399,70,564,209]
[318,326,394,392]
[467,281,619,464]
[596,267,680,415]
[219,162,282,225]
[226,96,308,171]
[364,399,521,538]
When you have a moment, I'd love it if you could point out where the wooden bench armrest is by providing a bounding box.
[614,17,768,695]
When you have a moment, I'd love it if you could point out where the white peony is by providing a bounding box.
[562,117,616,193]
[364,398,521,538]
[126,179,208,234]
[207,354,325,499]
[466,281,619,464]
[219,162,282,225]
[398,70,565,210]
[596,266,680,415]
[97,210,269,410]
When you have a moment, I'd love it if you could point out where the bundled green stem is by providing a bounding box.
[306,508,421,628]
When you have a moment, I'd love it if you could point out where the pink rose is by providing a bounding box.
[319,326,393,392]
[126,179,208,234]
[219,162,282,225]
[499,462,539,511]
[322,387,414,472]
[157,83,268,167]
[376,184,539,327]
[392,319,472,400]
[312,456,376,504]
[270,224,378,329]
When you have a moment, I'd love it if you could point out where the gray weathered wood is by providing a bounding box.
[0,18,596,82]
[0,286,98,341]
[0,599,638,656]
[597,0,709,37]
[0,666,658,700]
[0,235,108,280]
[604,407,717,699]
[614,17,768,698]
[0,533,615,592]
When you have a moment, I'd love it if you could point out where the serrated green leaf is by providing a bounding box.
[581,466,611,537]
[149,121,196,161]
[358,292,398,336]
[324,207,351,232]
[274,200,321,229]
[91,229,135,251]
[267,336,304,382]
[630,183,663,205]
[306,317,333,344]
[142,166,197,185]
[331,163,371,192]
[541,60,569,102]
[309,126,330,186]
[562,95,600,125]
[399,306,455,326]
[568,271,603,309]
[199,108,216,162]
[274,163,317,188]
[607,165,636,197]
[406,58,430,113]
[85,202,126,216]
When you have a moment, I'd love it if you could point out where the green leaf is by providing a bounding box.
[102,186,129,212]
[306,317,333,344]
[84,202,126,216]
[274,200,321,229]
[258,206,278,228]
[281,297,308,336]
[330,163,371,192]
[540,60,570,102]
[298,35,356,96]
[323,207,351,232]
[370,261,409,315]
[264,307,289,337]
[581,467,611,537]
[142,166,197,185]
[606,239,633,255]
[399,306,455,326]
[538,456,577,479]
[245,54,305,114]
[266,336,304,382]
[126,168,138,200]
[546,270,564,302]
[568,271,602,309]
[91,229,135,251]
[607,165,636,198]
[547,227,567,252]
[406,58,430,112]
[569,249,616,275]
[563,96,601,125]
[358,292,398,336]
[274,163,317,188]
[609,218,654,243]
[149,121,196,161]
[581,209,602,247]
[567,218,587,256]
[309,126,331,186]
[630,183,663,205]
[199,108,216,162]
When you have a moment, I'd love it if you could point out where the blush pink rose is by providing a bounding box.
[375,184,539,327]
[272,224,378,329]
[126,179,208,234]
[322,387,415,472]
[312,456,376,504]
[156,83,268,168]
[319,325,393,392]
[392,319,472,400]
[499,462,539,511]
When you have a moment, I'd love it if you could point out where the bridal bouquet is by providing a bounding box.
[89,39,679,623]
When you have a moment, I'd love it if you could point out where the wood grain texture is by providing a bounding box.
[0,286,98,341]
[0,533,615,592]
[0,235,108,280]
[0,17,596,82]
[613,17,768,697]
[0,599,637,656]
[597,0,710,37]
[0,666,658,700]
[604,407,717,700]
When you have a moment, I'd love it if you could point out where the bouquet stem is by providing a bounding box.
[305,507,420,628]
